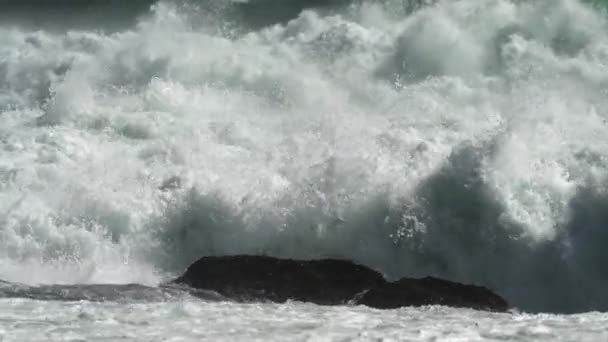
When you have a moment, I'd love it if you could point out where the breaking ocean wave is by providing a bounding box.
[1,0,608,314]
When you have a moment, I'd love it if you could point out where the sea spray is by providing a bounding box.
[1,0,608,313]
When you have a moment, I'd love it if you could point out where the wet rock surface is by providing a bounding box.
[172,255,509,312]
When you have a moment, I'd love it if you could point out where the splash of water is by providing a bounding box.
[1,0,608,312]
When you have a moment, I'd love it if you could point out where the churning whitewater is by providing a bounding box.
[1,0,608,326]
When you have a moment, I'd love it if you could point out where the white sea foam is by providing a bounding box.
[0,299,606,342]
[1,0,608,313]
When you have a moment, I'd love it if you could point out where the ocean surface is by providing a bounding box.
[1,0,608,340]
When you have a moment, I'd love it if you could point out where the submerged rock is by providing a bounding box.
[172,255,509,312]
[358,276,509,312]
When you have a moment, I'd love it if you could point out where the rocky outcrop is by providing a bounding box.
[172,255,509,312]
[358,276,509,312]
[172,255,385,305]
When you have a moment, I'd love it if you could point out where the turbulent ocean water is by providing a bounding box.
[1,0,608,340]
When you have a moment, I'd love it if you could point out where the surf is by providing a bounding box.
[0,0,607,313]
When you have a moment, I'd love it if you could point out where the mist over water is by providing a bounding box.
[1,0,608,313]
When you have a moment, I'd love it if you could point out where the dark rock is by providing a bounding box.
[172,255,385,305]
[172,255,509,312]
[358,276,510,312]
